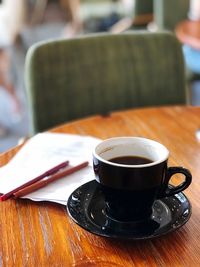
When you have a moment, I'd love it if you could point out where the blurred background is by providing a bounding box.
[0,0,199,152]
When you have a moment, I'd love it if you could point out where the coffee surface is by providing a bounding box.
[109,156,153,165]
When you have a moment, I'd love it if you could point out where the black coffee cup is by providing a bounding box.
[93,137,192,222]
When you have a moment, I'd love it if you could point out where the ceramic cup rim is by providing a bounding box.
[93,136,169,168]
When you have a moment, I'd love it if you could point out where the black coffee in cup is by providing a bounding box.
[93,137,192,222]
[109,156,153,165]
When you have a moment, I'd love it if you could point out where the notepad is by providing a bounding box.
[0,133,101,205]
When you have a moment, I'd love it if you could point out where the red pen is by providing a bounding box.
[0,160,69,201]
[14,161,89,198]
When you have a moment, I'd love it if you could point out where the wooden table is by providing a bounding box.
[175,19,200,50]
[0,105,200,266]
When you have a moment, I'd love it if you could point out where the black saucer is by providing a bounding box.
[67,180,191,240]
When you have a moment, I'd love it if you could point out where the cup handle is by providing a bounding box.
[159,167,192,198]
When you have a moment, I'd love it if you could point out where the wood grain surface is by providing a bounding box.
[0,105,200,266]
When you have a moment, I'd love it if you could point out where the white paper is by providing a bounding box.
[0,133,101,205]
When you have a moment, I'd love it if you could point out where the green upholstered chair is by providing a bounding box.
[25,31,187,134]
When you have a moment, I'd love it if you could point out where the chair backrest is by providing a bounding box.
[25,31,186,134]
